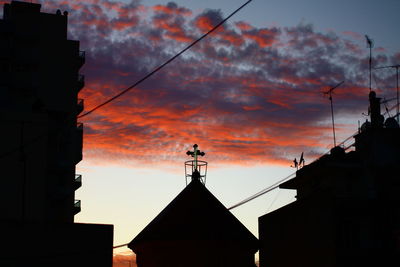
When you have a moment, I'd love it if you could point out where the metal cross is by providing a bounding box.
[186,144,205,171]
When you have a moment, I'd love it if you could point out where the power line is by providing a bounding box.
[227,172,296,210]
[113,243,128,249]
[110,119,383,249]
[78,0,254,118]
[111,171,296,249]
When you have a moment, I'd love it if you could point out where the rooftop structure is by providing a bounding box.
[0,0,85,223]
[259,91,400,267]
[0,2,112,266]
[129,145,258,267]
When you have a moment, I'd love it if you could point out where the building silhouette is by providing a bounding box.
[0,1,112,266]
[258,91,400,267]
[129,147,259,267]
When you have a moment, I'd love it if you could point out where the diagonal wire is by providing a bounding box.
[265,188,282,213]
[227,171,296,210]
[110,102,399,249]
[78,0,254,118]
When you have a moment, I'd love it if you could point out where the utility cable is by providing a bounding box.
[111,109,398,250]
[111,171,295,249]
[265,188,282,213]
[78,0,254,118]
[227,171,296,210]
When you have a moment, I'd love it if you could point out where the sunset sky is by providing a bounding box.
[4,0,400,265]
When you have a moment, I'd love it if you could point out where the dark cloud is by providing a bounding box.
[21,0,400,165]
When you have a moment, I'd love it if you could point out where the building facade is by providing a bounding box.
[0,2,112,266]
[0,0,84,223]
[259,91,400,267]
[129,168,259,267]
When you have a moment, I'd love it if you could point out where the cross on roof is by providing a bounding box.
[186,144,205,171]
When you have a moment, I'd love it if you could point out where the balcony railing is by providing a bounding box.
[74,200,81,215]
[77,50,86,67]
[77,74,85,92]
[74,174,82,190]
[185,160,208,186]
[77,98,84,115]
[75,122,83,164]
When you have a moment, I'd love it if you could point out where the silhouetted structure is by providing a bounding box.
[129,146,258,267]
[0,2,112,266]
[259,91,400,267]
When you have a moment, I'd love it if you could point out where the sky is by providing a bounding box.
[4,0,400,265]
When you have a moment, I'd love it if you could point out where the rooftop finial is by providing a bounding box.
[185,144,207,185]
[186,144,205,171]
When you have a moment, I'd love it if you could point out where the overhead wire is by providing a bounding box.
[8,0,396,250]
[227,171,296,210]
[111,107,399,250]
[78,0,254,118]
[265,188,283,213]
[83,0,255,250]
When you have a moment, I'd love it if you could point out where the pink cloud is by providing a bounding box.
[342,31,364,41]
[243,28,280,48]
[235,21,253,31]
[153,2,192,16]
[9,0,397,166]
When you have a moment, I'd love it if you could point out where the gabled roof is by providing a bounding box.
[129,179,258,252]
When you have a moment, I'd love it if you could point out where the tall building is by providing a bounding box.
[0,2,112,266]
[0,0,84,223]
[129,145,259,267]
[258,91,400,267]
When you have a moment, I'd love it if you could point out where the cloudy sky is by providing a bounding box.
[5,0,400,265]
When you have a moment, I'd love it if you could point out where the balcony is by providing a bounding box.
[77,74,85,92]
[77,50,85,68]
[77,98,84,115]
[74,174,82,190]
[75,123,83,164]
[74,200,81,215]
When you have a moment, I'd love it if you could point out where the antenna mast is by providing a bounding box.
[324,81,345,147]
[375,64,400,123]
[365,35,374,92]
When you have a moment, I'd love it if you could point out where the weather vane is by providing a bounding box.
[291,152,305,170]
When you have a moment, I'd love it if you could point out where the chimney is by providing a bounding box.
[369,91,384,129]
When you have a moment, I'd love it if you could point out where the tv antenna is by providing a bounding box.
[374,64,400,123]
[324,81,345,147]
[365,35,374,92]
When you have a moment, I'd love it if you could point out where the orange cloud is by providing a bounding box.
[195,15,219,33]
[243,28,278,48]
[153,4,192,16]
[113,252,136,267]
[112,20,138,31]
[235,21,253,31]
[44,0,398,167]
[220,31,244,46]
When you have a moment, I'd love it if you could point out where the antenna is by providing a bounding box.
[365,35,374,92]
[374,64,400,123]
[324,81,345,147]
